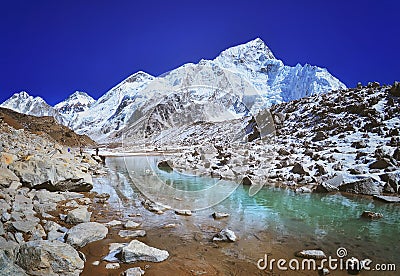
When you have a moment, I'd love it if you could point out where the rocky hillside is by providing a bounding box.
[0,107,96,147]
[165,82,400,198]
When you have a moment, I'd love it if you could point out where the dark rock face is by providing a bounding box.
[379,172,399,193]
[314,182,339,193]
[157,160,173,172]
[369,159,391,169]
[291,162,308,175]
[339,178,381,195]
[389,81,400,97]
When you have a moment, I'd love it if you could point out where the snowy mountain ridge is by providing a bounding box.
[1,38,346,142]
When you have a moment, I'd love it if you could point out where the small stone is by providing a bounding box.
[213,228,237,242]
[212,212,230,219]
[124,221,141,228]
[123,267,145,276]
[105,220,122,227]
[105,263,120,269]
[121,240,169,263]
[118,230,146,238]
[65,206,92,224]
[295,249,326,259]
[92,260,100,266]
[175,209,192,216]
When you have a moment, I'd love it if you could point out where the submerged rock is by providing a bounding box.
[213,228,237,242]
[121,240,169,263]
[175,209,192,216]
[17,240,84,275]
[66,222,108,248]
[373,195,400,203]
[157,160,173,172]
[361,211,383,219]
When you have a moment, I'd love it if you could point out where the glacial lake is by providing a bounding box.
[94,155,400,270]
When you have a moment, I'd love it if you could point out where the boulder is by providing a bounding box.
[0,250,27,276]
[291,163,308,175]
[118,230,146,238]
[65,206,92,224]
[103,243,126,262]
[157,160,173,172]
[9,157,93,192]
[0,237,20,262]
[369,159,391,170]
[121,240,169,263]
[0,168,19,188]
[213,228,237,242]
[12,219,39,234]
[351,141,367,149]
[312,131,328,142]
[393,148,400,161]
[339,178,381,195]
[361,211,383,219]
[295,249,326,259]
[241,176,253,185]
[379,172,399,193]
[17,240,84,275]
[65,222,108,248]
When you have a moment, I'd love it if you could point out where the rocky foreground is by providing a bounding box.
[163,82,400,198]
[0,120,163,275]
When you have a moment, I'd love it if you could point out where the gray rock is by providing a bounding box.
[0,222,4,236]
[66,222,108,248]
[65,206,92,224]
[0,237,20,261]
[103,243,126,262]
[213,228,237,242]
[118,230,146,238]
[0,167,19,188]
[295,249,326,259]
[17,240,84,275]
[379,172,399,193]
[0,250,27,276]
[373,195,400,203]
[339,178,381,195]
[43,220,62,232]
[105,263,120,269]
[12,219,39,233]
[105,219,122,227]
[123,267,145,276]
[47,230,66,241]
[124,221,141,228]
[29,224,46,241]
[9,157,93,192]
[122,240,169,263]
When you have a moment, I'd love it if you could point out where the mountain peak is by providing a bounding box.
[125,71,154,83]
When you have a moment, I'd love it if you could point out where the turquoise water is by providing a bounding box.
[103,156,400,266]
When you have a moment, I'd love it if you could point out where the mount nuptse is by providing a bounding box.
[1,38,346,142]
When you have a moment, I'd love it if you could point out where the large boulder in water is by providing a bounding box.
[338,177,381,195]
[9,156,93,192]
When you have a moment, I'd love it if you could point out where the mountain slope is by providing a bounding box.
[0,107,96,147]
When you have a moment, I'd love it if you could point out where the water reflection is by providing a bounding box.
[99,156,400,264]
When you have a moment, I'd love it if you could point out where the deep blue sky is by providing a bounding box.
[1,0,399,105]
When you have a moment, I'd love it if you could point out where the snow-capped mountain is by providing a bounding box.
[70,71,155,140]
[0,91,65,124]
[110,38,346,144]
[0,38,346,143]
[54,91,95,124]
